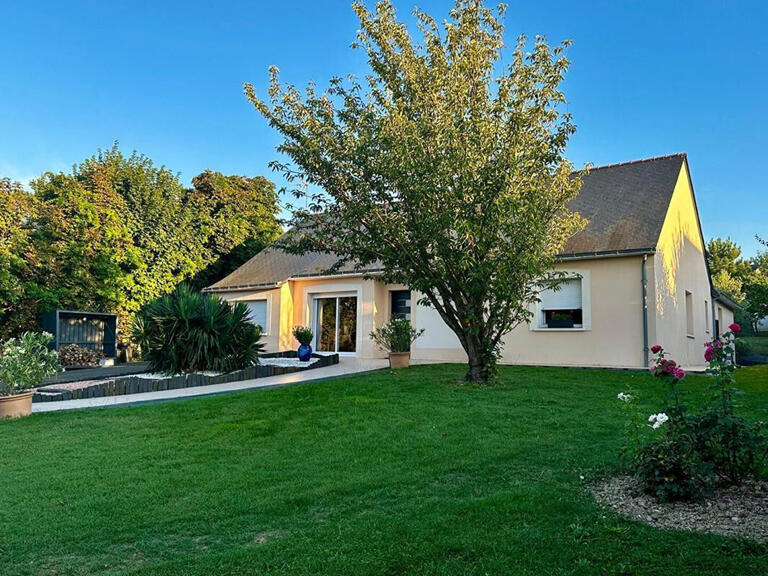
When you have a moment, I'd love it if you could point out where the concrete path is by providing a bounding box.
[32,358,390,413]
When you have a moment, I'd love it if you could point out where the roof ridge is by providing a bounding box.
[573,153,686,174]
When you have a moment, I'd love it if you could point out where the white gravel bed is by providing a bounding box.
[38,380,104,391]
[135,370,223,380]
[260,357,318,368]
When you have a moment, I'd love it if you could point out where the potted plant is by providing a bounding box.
[370,318,425,368]
[0,332,60,419]
[547,312,574,329]
[293,326,314,361]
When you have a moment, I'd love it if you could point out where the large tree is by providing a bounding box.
[188,170,281,290]
[706,237,753,301]
[247,0,584,382]
[0,145,281,340]
[0,178,38,338]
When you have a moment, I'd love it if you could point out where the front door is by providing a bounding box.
[313,295,358,354]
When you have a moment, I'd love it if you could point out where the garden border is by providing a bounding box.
[33,352,339,403]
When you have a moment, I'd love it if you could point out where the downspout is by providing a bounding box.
[641,254,650,368]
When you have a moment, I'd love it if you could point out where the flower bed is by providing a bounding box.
[33,352,338,402]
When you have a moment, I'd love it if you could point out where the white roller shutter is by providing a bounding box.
[539,279,582,310]
[245,301,268,331]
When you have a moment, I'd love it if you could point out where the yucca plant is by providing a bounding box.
[132,284,264,374]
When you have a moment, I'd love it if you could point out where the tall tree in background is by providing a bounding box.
[0,178,37,338]
[706,237,753,301]
[743,234,768,332]
[248,0,584,382]
[0,145,280,340]
[188,170,281,290]
[707,235,768,332]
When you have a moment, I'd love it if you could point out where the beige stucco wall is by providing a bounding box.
[410,256,648,368]
[648,161,713,367]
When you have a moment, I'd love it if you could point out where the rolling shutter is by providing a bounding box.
[246,301,268,330]
[539,279,582,310]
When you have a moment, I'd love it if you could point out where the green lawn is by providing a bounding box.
[1,365,767,575]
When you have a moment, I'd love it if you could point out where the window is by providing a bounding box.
[539,278,583,329]
[313,295,357,353]
[685,291,694,337]
[245,300,268,333]
[390,290,411,320]
[704,300,710,333]
[716,307,723,338]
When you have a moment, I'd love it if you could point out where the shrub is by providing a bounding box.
[132,284,264,375]
[623,328,766,502]
[370,318,424,353]
[292,326,313,346]
[634,432,715,502]
[0,332,60,396]
[58,344,101,367]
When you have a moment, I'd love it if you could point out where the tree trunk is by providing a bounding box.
[463,334,497,384]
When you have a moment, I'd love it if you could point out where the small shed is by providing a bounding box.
[41,310,118,358]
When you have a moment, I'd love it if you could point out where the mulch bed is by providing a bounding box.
[591,476,768,543]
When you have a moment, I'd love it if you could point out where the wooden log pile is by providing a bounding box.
[58,344,102,367]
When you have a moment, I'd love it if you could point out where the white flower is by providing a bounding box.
[648,413,669,429]
[617,392,633,402]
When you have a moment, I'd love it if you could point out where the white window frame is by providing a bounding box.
[704,299,710,334]
[242,295,272,335]
[685,290,694,338]
[531,270,591,332]
[307,289,361,357]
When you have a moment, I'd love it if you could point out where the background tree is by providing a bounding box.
[247,0,584,383]
[0,178,37,338]
[742,233,768,332]
[706,237,752,301]
[188,170,281,290]
[0,145,281,341]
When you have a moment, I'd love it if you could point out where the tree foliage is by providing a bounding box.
[707,235,768,332]
[0,145,281,341]
[706,237,752,301]
[247,0,584,382]
[188,170,282,290]
[0,178,37,334]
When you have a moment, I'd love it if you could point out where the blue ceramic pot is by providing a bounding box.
[297,344,313,362]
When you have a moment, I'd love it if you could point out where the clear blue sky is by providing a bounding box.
[2,1,766,256]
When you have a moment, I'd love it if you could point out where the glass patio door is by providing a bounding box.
[313,295,357,354]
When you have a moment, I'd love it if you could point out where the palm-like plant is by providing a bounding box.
[132,284,264,374]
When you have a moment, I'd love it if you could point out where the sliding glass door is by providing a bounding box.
[313,295,357,354]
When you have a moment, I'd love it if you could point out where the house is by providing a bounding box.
[205,153,735,369]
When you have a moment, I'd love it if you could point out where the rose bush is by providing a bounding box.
[623,329,766,502]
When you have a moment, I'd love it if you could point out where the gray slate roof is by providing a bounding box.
[207,154,686,292]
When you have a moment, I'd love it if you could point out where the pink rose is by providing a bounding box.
[704,348,713,362]
[729,323,741,334]
[673,367,685,380]
[714,340,723,349]
[650,345,662,354]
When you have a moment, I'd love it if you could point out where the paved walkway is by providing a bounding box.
[32,358,390,413]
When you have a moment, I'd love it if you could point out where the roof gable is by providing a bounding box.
[562,153,685,255]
